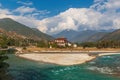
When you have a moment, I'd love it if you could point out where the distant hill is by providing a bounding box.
[86,32,108,42]
[53,29,113,43]
[71,30,98,43]
[53,29,79,41]
[101,29,120,41]
[0,18,53,41]
[53,30,98,42]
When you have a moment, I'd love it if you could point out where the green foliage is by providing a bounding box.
[0,51,12,80]
[79,40,120,49]
[0,32,51,48]
[80,42,96,49]
[37,40,48,48]
[96,40,120,48]
[49,43,58,48]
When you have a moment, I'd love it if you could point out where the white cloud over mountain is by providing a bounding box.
[0,0,120,34]
[37,8,103,34]
[37,0,120,34]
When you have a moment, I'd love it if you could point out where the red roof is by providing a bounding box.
[55,38,67,40]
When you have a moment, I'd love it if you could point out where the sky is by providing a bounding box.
[0,0,120,34]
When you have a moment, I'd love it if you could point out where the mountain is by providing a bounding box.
[85,32,108,42]
[31,28,54,40]
[53,29,112,43]
[53,29,79,41]
[0,18,53,41]
[71,30,98,43]
[0,28,26,40]
[0,28,28,47]
[53,30,99,42]
[101,29,120,41]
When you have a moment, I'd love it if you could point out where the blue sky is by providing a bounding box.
[0,0,120,34]
[0,0,93,17]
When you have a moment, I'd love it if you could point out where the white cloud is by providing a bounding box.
[37,8,103,34]
[17,1,33,6]
[13,6,36,15]
[91,0,120,12]
[13,6,50,18]
[0,9,11,15]
[37,0,120,34]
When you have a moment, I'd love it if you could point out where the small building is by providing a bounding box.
[54,38,68,47]
[49,37,71,47]
[49,37,77,48]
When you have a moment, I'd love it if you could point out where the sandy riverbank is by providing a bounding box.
[18,53,96,66]
[99,53,120,56]
[21,47,120,53]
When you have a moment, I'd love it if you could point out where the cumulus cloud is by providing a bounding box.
[37,8,103,34]
[37,0,120,34]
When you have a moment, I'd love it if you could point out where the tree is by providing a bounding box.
[80,42,96,49]
[0,51,12,80]
[37,40,48,48]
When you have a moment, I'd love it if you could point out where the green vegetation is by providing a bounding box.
[97,40,120,48]
[0,51,12,80]
[37,40,48,48]
[79,42,96,49]
[79,40,120,49]
[0,32,49,48]
[0,25,52,49]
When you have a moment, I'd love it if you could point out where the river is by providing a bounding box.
[6,53,120,80]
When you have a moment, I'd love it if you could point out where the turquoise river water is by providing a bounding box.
[6,54,120,80]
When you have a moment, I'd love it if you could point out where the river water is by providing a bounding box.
[6,54,120,80]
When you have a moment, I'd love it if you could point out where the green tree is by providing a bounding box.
[37,40,48,48]
[80,42,96,49]
[0,51,12,80]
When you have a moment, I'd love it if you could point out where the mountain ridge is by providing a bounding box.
[101,29,120,41]
[53,29,114,43]
[0,18,53,41]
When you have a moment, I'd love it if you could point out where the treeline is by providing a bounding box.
[0,34,48,48]
[79,40,120,49]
